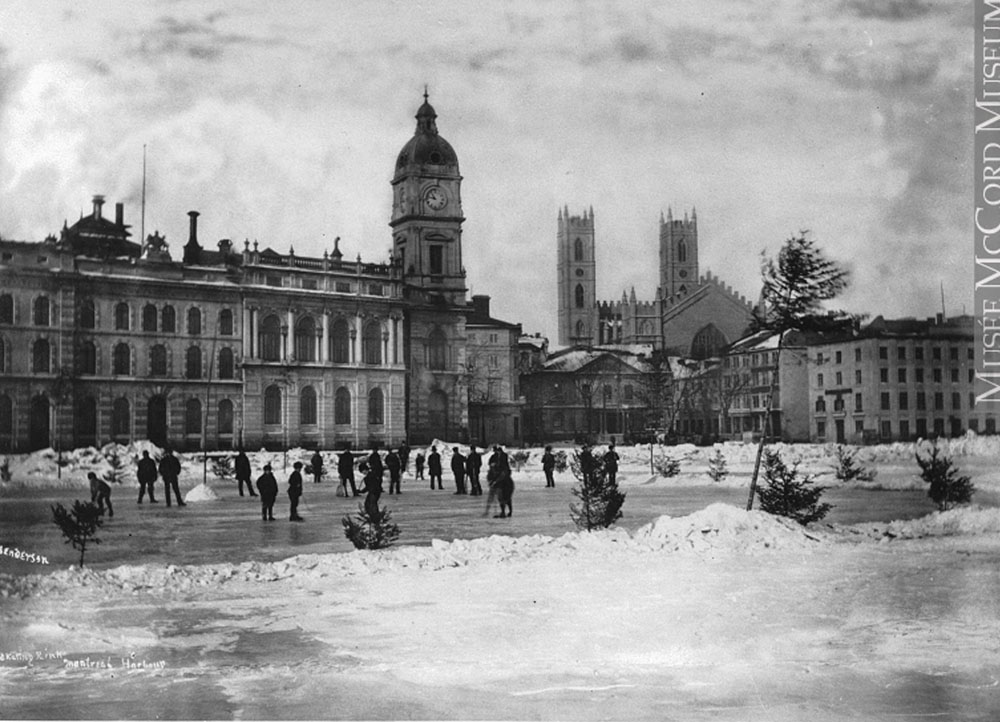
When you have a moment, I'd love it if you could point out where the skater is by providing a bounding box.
[338,448,358,497]
[368,448,385,482]
[579,443,597,484]
[136,449,158,504]
[451,446,467,494]
[386,449,402,495]
[542,445,556,488]
[257,464,278,521]
[360,461,383,519]
[428,445,443,490]
[310,450,324,483]
[398,442,410,475]
[159,448,185,507]
[234,448,256,497]
[288,461,304,521]
[485,445,514,518]
[605,441,620,485]
[467,446,483,496]
[414,451,425,480]
[88,471,113,517]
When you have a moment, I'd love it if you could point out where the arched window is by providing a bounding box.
[114,302,129,330]
[330,318,350,363]
[574,238,584,261]
[150,345,167,376]
[260,315,282,361]
[113,343,131,375]
[112,397,130,439]
[334,387,351,425]
[78,341,96,375]
[218,347,234,379]
[368,387,384,425]
[187,307,201,335]
[219,309,234,336]
[428,328,447,370]
[575,320,585,339]
[142,304,158,332]
[185,398,202,435]
[300,386,317,425]
[0,294,13,324]
[161,305,176,333]
[32,339,50,373]
[295,316,316,362]
[678,239,687,263]
[186,346,202,379]
[264,385,281,425]
[218,399,234,435]
[362,321,382,365]
[690,324,728,361]
[0,394,12,437]
[34,296,51,326]
[79,299,95,329]
[574,284,584,308]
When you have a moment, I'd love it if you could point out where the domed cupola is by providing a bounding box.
[394,89,459,180]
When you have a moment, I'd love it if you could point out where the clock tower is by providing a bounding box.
[391,91,469,443]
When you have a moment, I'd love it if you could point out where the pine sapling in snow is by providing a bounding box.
[654,454,681,478]
[570,449,625,531]
[342,504,401,550]
[510,450,530,471]
[212,455,234,481]
[757,449,831,525]
[102,446,129,486]
[832,445,876,482]
[707,449,728,482]
[915,444,975,512]
[552,450,569,473]
[51,500,104,568]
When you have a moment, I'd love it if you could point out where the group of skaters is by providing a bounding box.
[130,448,186,507]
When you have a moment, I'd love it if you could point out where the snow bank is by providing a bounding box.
[184,483,220,503]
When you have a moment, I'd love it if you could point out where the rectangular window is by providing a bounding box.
[881,420,892,439]
[335,281,351,293]
[951,368,959,383]
[855,420,864,434]
[950,347,959,361]
[855,347,862,362]
[916,368,924,383]
[898,346,906,361]
[266,275,281,287]
[897,368,907,383]
[855,369,862,384]
[915,347,924,361]
[934,392,944,410]
[429,246,444,275]
[816,352,824,365]
[916,418,927,437]
[933,368,942,383]
[880,368,889,383]
[899,392,908,410]
[899,419,910,439]
[817,373,824,387]
[933,347,942,361]
[879,346,888,360]
[835,372,843,386]
[816,420,826,439]
[952,392,961,410]
[835,351,842,364]
[855,393,863,411]
[916,392,926,410]
[880,392,890,411]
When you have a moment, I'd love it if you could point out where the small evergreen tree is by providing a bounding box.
[553,450,569,473]
[654,454,681,478]
[212,454,233,481]
[707,449,728,482]
[915,444,975,511]
[510,449,530,471]
[342,505,401,550]
[102,447,129,486]
[757,449,831,525]
[570,450,626,531]
[832,445,876,482]
[51,500,104,567]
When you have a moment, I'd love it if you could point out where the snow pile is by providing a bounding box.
[184,483,220,503]
[877,505,1000,540]
[1,441,165,489]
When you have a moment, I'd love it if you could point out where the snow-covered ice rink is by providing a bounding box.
[2,437,999,720]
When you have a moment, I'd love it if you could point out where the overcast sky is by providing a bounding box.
[0,1,972,343]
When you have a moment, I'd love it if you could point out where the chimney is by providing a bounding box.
[218,238,232,255]
[115,202,124,227]
[472,294,490,318]
[183,210,202,264]
[188,211,199,246]
[92,195,105,219]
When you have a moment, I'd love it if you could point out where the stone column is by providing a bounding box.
[388,316,397,366]
[285,308,295,361]
[242,307,251,358]
[355,314,364,364]
[252,307,260,359]
[321,312,329,363]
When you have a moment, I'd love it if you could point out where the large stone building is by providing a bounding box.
[0,94,476,452]
[556,206,755,357]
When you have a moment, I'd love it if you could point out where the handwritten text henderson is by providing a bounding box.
[975,1,1000,403]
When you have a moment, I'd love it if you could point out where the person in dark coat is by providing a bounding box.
[451,447,467,494]
[414,451,425,480]
[287,461,304,521]
[338,449,358,497]
[466,446,483,496]
[428,445,443,490]
[88,471,113,517]
[136,450,159,504]
[234,449,255,497]
[485,445,514,518]
[368,449,384,481]
[159,448,185,507]
[361,462,383,519]
[256,464,278,521]
[398,442,410,475]
[385,449,402,495]
[310,450,324,484]
[542,445,556,488]
[605,441,620,485]
[579,444,597,485]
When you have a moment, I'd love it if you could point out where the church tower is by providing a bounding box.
[556,206,597,346]
[391,90,468,442]
[659,207,698,300]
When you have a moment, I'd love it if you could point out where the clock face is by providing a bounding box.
[424,186,447,211]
